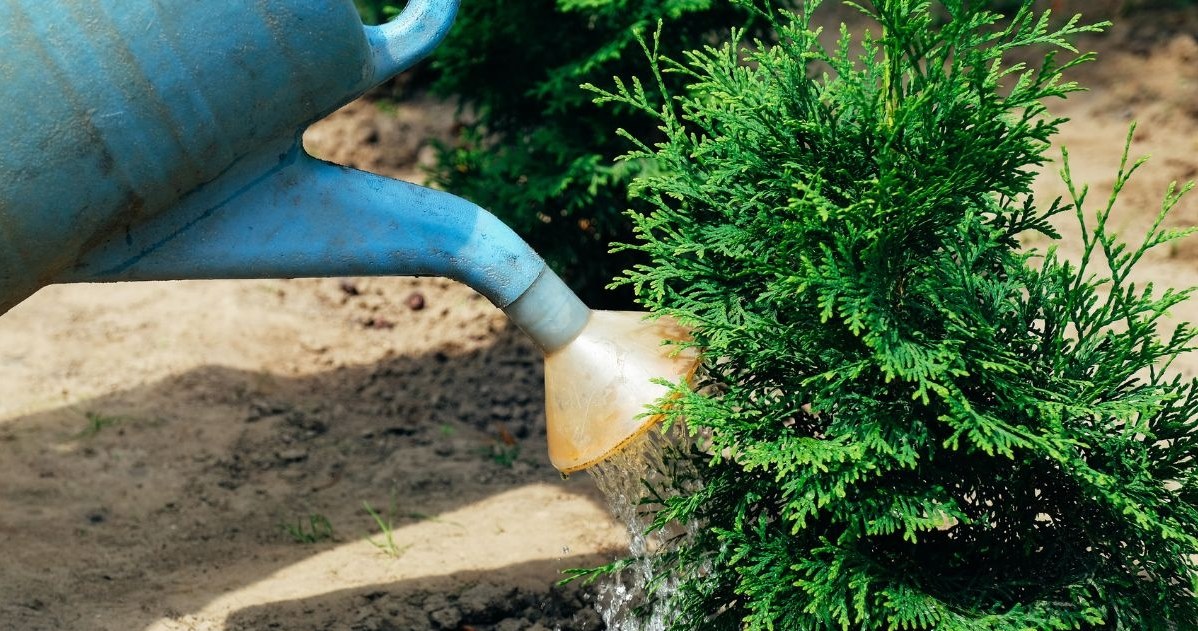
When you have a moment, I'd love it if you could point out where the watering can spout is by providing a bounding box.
[541,312,699,473]
[0,0,697,473]
[506,266,700,472]
[60,142,563,318]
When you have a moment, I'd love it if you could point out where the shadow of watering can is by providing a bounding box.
[0,0,696,472]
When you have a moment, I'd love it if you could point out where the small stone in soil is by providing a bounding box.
[571,606,604,631]
[406,292,426,311]
[494,619,526,631]
[421,594,450,613]
[427,606,461,629]
[362,317,396,329]
[465,584,509,614]
[339,279,361,296]
[276,449,308,464]
[381,426,417,437]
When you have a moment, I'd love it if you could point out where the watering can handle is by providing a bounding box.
[364,0,461,85]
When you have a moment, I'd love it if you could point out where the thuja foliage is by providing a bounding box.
[594,0,1198,628]
[352,0,399,26]
[425,0,781,307]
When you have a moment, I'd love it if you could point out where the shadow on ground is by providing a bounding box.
[0,326,617,630]
[224,558,606,631]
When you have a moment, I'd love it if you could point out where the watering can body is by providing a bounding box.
[0,0,588,352]
[4,0,362,308]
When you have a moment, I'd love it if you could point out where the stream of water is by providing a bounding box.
[585,424,696,631]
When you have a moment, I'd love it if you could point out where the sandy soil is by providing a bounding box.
[1,5,1197,631]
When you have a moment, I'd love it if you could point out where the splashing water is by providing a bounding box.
[586,423,697,630]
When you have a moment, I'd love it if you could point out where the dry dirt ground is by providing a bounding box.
[1,6,1198,631]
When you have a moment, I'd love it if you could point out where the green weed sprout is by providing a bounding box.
[363,499,409,558]
[279,513,335,544]
[590,0,1198,628]
[76,411,126,438]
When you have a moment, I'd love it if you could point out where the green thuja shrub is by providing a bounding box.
[426,0,783,307]
[352,0,399,25]
[591,0,1198,628]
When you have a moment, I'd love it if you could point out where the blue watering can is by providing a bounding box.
[0,0,696,472]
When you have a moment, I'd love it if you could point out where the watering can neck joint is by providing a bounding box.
[503,268,592,353]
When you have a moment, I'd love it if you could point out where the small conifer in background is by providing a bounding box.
[424,0,783,308]
[591,0,1198,628]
